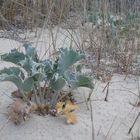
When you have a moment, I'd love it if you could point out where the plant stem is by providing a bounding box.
[20,90,31,105]
[38,82,43,103]
[50,91,59,109]
[128,112,140,134]
[33,86,40,105]
[89,99,95,140]
[102,81,110,101]
[87,89,93,101]
[42,81,47,104]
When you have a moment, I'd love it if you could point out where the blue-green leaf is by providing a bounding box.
[23,43,39,62]
[70,75,94,90]
[58,48,85,73]
[20,57,41,74]
[0,67,25,80]
[1,49,25,65]
[43,59,59,80]
[22,77,34,92]
[0,74,22,90]
[50,77,66,91]
[76,64,84,72]
[63,71,76,84]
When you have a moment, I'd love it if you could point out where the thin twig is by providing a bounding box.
[87,90,93,101]
[83,91,89,110]
[104,82,110,102]
[109,105,136,139]
[42,81,47,104]
[128,112,140,134]
[89,99,95,140]
[105,116,117,140]
[33,86,40,105]
[102,82,110,93]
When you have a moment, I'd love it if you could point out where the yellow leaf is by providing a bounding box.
[65,112,77,124]
[56,101,79,124]
[56,102,65,113]
[63,101,80,114]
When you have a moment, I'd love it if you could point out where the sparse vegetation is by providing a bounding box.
[0,44,93,124]
[0,0,140,139]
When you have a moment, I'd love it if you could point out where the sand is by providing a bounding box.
[0,38,140,140]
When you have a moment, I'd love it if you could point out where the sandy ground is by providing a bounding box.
[0,38,140,140]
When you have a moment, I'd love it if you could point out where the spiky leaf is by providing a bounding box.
[0,74,22,90]
[43,59,54,80]
[23,43,39,62]
[63,71,76,84]
[1,49,25,65]
[76,64,84,72]
[70,75,94,90]
[58,48,85,73]
[20,57,41,74]
[0,73,34,92]
[0,67,25,80]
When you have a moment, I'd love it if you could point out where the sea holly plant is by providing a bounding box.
[0,44,94,124]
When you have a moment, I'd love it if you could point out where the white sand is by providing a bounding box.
[0,38,140,140]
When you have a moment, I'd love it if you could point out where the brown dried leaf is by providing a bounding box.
[7,99,33,125]
[36,104,49,115]
[11,90,33,100]
[11,90,22,98]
